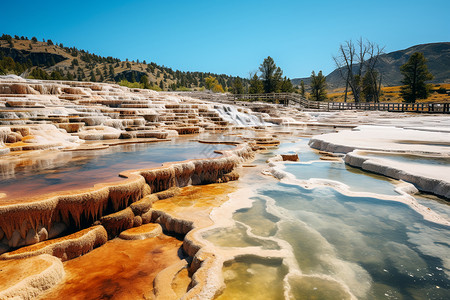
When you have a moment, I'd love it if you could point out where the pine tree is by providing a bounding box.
[140,75,150,89]
[232,77,244,94]
[248,74,264,94]
[109,65,115,77]
[66,72,74,81]
[51,70,63,80]
[159,80,164,90]
[310,71,327,101]
[89,70,96,82]
[259,56,283,93]
[400,52,433,103]
[280,77,293,93]
[362,70,379,102]
[300,80,306,97]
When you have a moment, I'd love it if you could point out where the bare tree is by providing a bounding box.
[333,38,384,103]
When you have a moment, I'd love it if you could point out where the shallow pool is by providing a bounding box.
[359,151,450,166]
[207,143,450,299]
[0,139,234,201]
[284,161,400,196]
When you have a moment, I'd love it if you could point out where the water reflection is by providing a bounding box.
[358,151,450,166]
[209,145,450,299]
[284,161,400,196]
[0,139,233,201]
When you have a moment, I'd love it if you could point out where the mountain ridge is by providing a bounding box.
[292,42,450,88]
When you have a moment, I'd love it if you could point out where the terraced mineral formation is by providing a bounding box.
[309,125,450,198]
[0,254,65,299]
[0,75,276,156]
[4,76,448,299]
[0,76,287,300]
[0,143,253,251]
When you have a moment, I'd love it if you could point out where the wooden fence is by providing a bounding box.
[228,93,450,114]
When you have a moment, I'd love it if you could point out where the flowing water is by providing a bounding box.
[205,139,450,300]
[214,104,268,127]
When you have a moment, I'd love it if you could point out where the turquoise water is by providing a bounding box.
[415,193,450,219]
[275,139,323,162]
[206,142,450,299]
[264,184,450,299]
[212,182,450,299]
[360,151,450,166]
[284,161,400,196]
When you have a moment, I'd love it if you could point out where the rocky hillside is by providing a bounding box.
[292,42,450,88]
[0,35,245,91]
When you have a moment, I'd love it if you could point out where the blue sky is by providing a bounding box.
[2,0,449,79]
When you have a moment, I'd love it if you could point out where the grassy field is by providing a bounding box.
[325,83,450,103]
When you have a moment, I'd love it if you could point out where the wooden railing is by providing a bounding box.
[228,93,450,114]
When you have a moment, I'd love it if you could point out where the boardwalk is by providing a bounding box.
[229,93,450,114]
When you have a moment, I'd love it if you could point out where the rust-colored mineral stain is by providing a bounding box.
[42,234,184,299]
[152,183,236,226]
[6,227,98,256]
[0,256,52,289]
[171,267,191,299]
[121,223,160,235]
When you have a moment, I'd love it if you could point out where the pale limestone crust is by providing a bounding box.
[0,254,65,300]
[153,259,189,300]
[0,225,107,261]
[345,151,450,199]
[309,126,450,199]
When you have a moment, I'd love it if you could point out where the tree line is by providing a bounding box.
[1,34,436,102]
[227,56,294,97]
[0,34,247,91]
[229,38,435,104]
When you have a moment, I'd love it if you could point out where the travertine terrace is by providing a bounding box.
[0,76,269,298]
[0,75,277,154]
[1,76,449,299]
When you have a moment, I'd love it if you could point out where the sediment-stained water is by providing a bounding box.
[207,139,450,299]
[0,138,234,201]
[216,257,287,300]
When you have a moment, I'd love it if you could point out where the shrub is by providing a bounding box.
[176,86,191,91]
[118,79,143,89]
[436,87,447,94]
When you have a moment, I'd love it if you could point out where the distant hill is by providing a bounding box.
[292,42,450,89]
[0,34,245,91]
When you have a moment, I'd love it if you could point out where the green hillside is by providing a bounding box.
[0,34,246,91]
